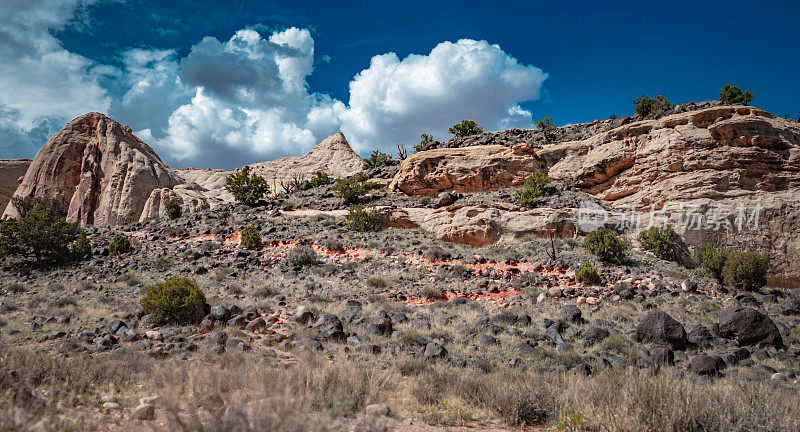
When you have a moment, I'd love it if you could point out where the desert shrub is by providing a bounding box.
[722,251,770,291]
[140,277,207,325]
[695,243,730,282]
[363,150,392,169]
[633,94,674,118]
[309,171,332,187]
[638,225,679,262]
[226,165,269,206]
[108,233,131,255]
[165,198,182,219]
[72,231,92,258]
[416,133,435,152]
[535,115,556,142]
[287,245,318,267]
[582,228,627,264]
[575,261,601,285]
[719,84,754,105]
[514,172,553,208]
[333,173,369,204]
[346,205,384,232]
[449,120,484,137]
[240,225,262,250]
[0,197,78,264]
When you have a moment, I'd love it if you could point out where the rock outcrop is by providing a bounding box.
[0,159,31,213]
[249,132,363,193]
[4,113,181,225]
[389,145,546,196]
[388,105,800,285]
[384,204,576,246]
[139,169,234,221]
[544,106,800,286]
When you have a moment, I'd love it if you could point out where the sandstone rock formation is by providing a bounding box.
[249,132,363,194]
[388,105,800,286]
[4,113,181,225]
[139,169,233,221]
[544,106,800,287]
[0,159,31,213]
[384,204,576,246]
[389,145,546,196]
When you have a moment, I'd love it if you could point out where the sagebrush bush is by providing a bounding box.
[722,251,770,291]
[514,172,553,208]
[108,233,131,255]
[575,261,601,285]
[225,165,269,206]
[309,171,332,187]
[287,245,318,267]
[582,228,627,264]
[72,231,91,258]
[140,277,207,325]
[240,225,262,250]
[695,243,730,282]
[638,225,679,262]
[165,198,182,219]
[362,150,392,169]
[346,205,384,232]
[0,197,79,264]
[633,94,673,118]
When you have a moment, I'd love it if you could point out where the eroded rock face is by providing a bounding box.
[4,113,180,225]
[249,132,363,193]
[389,145,546,196]
[544,106,800,286]
[139,169,234,221]
[546,106,800,209]
[0,159,31,213]
[384,204,576,246]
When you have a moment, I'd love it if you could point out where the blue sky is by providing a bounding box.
[2,0,798,168]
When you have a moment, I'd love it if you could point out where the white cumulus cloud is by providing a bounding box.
[0,0,112,156]
[338,39,547,153]
[0,1,548,169]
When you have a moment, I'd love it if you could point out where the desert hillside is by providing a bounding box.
[1,102,800,431]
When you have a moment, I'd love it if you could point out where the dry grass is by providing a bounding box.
[1,329,799,432]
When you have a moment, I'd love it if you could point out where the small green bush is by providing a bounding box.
[140,277,207,325]
[449,120,484,137]
[0,197,79,264]
[346,205,385,232]
[333,173,369,204]
[638,225,679,262]
[695,243,730,282]
[582,228,627,264]
[575,262,601,285]
[108,234,131,255]
[166,199,182,220]
[363,150,392,169]
[722,251,770,291]
[287,245,318,267]
[72,231,92,258]
[514,172,553,208]
[535,115,556,142]
[633,94,674,118]
[719,84,754,105]
[310,171,332,187]
[225,165,269,206]
[240,225,262,250]
[415,133,435,152]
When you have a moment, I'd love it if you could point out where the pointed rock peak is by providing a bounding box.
[312,131,355,154]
